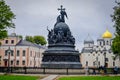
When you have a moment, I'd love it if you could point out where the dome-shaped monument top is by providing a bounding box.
[47,5,75,45]
[54,22,70,36]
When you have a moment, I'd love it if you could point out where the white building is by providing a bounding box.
[81,29,120,68]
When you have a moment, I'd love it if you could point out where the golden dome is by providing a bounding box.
[102,29,112,38]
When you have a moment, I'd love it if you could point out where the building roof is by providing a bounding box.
[8,33,17,37]
[81,48,93,53]
[84,34,94,44]
[16,40,44,48]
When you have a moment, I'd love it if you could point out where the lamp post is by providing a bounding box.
[7,47,12,72]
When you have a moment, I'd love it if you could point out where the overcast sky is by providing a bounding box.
[5,0,116,51]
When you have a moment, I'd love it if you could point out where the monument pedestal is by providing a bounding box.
[41,44,82,68]
[42,62,81,68]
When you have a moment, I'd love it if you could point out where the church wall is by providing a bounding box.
[81,37,120,68]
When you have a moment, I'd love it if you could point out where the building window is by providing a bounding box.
[30,61,32,65]
[86,61,88,66]
[16,60,19,65]
[11,50,14,56]
[23,50,26,56]
[35,52,37,57]
[0,56,1,65]
[100,42,102,46]
[89,44,90,47]
[5,40,8,44]
[93,62,95,66]
[22,60,25,65]
[103,41,105,45]
[98,61,100,66]
[113,62,115,66]
[11,61,13,65]
[5,50,8,56]
[30,51,32,57]
[11,40,14,44]
[0,56,1,61]
[17,50,20,56]
[106,41,109,45]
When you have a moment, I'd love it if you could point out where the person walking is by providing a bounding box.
[114,66,118,75]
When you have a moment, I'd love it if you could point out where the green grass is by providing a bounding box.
[0,75,39,80]
[59,76,120,80]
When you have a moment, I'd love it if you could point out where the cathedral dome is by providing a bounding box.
[54,22,70,35]
[102,29,112,38]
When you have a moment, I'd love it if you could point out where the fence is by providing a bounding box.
[0,67,120,75]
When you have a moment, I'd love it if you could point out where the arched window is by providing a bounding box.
[103,41,105,45]
[113,62,115,66]
[93,62,95,66]
[98,61,100,66]
[86,61,88,66]
[106,41,109,45]
[100,42,102,46]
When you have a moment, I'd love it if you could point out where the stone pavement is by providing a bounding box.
[40,75,58,80]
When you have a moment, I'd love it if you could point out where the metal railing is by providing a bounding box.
[0,67,120,75]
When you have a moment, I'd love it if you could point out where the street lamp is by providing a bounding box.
[6,47,12,72]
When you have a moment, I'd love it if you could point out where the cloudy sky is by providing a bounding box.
[5,0,116,51]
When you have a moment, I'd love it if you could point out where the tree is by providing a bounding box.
[18,35,23,39]
[111,1,120,60]
[0,0,15,40]
[25,35,47,45]
[25,36,34,43]
[33,36,47,45]
[112,35,120,59]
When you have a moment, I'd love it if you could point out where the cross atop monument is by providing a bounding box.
[58,5,65,12]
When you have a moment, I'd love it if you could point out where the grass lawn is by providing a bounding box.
[0,75,40,80]
[59,76,120,80]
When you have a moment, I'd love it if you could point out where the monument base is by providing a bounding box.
[41,62,82,68]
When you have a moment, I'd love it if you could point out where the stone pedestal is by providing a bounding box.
[41,44,82,68]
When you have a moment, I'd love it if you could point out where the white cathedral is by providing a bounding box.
[81,29,120,68]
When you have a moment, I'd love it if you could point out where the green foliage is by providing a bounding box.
[25,36,34,43]
[18,35,23,39]
[111,1,120,36]
[111,1,120,59]
[112,35,120,58]
[0,75,39,80]
[33,36,47,45]
[0,0,15,39]
[59,76,120,80]
[25,35,47,45]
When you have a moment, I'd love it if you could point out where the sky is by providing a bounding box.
[5,0,116,51]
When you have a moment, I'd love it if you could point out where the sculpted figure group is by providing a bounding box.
[47,5,75,45]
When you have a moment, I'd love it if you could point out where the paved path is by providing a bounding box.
[41,75,58,80]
